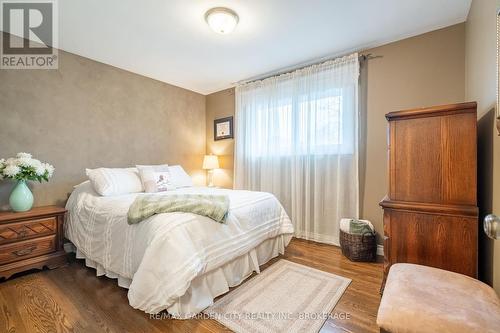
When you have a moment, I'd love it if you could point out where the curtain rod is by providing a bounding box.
[233,53,382,86]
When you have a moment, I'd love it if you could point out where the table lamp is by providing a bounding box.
[203,155,219,187]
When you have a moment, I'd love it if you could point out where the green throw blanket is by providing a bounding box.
[127,194,230,225]
[349,219,374,235]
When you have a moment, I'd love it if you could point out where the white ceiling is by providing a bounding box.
[58,1,470,94]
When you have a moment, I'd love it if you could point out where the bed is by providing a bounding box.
[64,180,294,318]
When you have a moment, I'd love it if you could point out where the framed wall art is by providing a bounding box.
[214,116,234,141]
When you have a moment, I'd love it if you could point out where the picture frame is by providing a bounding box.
[214,116,234,141]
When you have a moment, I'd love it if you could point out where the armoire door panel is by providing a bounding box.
[392,117,442,203]
[440,113,477,205]
[387,210,477,278]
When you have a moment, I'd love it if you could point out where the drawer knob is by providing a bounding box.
[12,246,36,256]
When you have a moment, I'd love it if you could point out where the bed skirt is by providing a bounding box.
[65,234,292,318]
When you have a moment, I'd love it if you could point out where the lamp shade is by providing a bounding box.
[202,155,219,170]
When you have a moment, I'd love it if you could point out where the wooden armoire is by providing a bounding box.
[380,102,478,282]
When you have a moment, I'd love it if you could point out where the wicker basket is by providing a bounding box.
[339,229,377,262]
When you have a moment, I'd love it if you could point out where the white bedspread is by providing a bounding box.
[65,183,294,314]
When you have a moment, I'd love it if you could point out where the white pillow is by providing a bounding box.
[168,165,193,188]
[136,164,176,193]
[86,167,144,196]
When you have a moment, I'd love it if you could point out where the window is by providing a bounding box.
[243,87,353,158]
[234,53,360,245]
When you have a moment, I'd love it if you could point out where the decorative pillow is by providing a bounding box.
[136,164,176,193]
[168,165,193,188]
[86,167,143,196]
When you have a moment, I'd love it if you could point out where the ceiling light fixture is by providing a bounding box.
[205,7,239,35]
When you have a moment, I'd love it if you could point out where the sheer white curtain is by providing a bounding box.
[234,53,359,245]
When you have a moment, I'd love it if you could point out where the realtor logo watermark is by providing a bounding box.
[1,0,58,69]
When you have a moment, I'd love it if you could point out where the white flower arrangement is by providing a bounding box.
[0,153,54,182]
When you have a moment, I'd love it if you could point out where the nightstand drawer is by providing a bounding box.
[0,217,57,245]
[0,235,56,265]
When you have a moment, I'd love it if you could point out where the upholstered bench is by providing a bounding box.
[377,263,500,333]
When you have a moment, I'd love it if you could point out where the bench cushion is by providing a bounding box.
[377,263,500,333]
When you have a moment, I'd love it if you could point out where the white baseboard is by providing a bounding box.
[293,231,341,247]
[293,233,385,257]
[377,244,384,256]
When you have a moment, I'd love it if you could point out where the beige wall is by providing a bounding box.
[361,23,466,242]
[0,35,206,208]
[205,24,466,245]
[206,88,235,189]
[465,0,500,294]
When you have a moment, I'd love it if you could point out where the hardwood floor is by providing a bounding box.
[0,238,383,333]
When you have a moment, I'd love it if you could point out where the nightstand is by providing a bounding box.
[0,206,67,280]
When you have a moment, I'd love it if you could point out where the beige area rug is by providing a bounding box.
[204,260,351,333]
